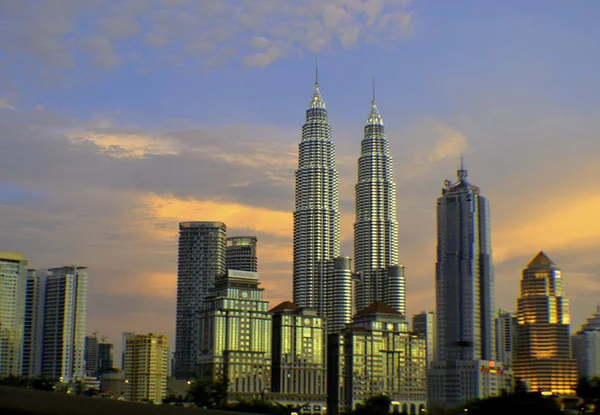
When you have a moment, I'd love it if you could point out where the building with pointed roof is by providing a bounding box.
[328,302,427,414]
[293,72,351,334]
[513,252,577,395]
[354,82,405,315]
[269,301,327,414]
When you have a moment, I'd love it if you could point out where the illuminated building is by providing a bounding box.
[293,71,351,333]
[270,301,327,413]
[0,252,28,377]
[227,236,258,272]
[328,302,427,414]
[495,309,517,367]
[123,333,169,404]
[573,305,600,378]
[354,83,405,314]
[41,266,88,383]
[412,311,436,366]
[198,270,272,401]
[175,221,227,378]
[428,164,505,407]
[513,252,577,395]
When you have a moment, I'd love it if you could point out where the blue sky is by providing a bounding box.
[2,0,600,356]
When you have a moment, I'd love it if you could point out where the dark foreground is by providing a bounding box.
[0,386,256,415]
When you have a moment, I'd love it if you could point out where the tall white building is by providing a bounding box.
[354,87,405,314]
[175,221,227,378]
[293,74,351,332]
[413,311,436,366]
[495,309,517,367]
[22,268,46,376]
[0,252,28,377]
[41,266,88,383]
[428,164,504,408]
[572,305,600,379]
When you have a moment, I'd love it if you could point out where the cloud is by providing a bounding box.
[0,97,14,110]
[0,0,414,72]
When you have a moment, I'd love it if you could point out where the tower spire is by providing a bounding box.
[366,74,383,125]
[315,56,319,86]
[457,154,468,181]
[372,74,375,103]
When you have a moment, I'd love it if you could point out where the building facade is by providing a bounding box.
[513,252,577,395]
[226,236,258,272]
[353,92,405,315]
[293,77,351,333]
[121,332,134,369]
[175,221,227,378]
[85,335,99,376]
[198,270,272,401]
[495,309,517,367]
[270,301,327,413]
[572,305,600,379]
[22,268,45,377]
[123,333,169,404]
[412,311,436,366]
[0,252,28,377]
[429,164,502,407]
[41,266,88,383]
[328,302,427,414]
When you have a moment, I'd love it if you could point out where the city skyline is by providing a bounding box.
[2,1,600,359]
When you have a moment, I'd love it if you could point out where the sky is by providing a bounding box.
[2,0,600,363]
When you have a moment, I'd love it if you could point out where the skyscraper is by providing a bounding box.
[226,236,258,272]
[123,333,169,404]
[293,72,350,331]
[513,252,577,395]
[85,335,99,376]
[175,221,227,378]
[572,305,600,379]
[0,251,28,377]
[495,309,517,367]
[354,86,405,314]
[22,268,45,377]
[41,266,88,383]
[434,162,494,362]
[198,270,272,401]
[428,164,507,408]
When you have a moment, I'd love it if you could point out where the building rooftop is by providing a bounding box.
[527,251,556,268]
[269,301,300,313]
[356,301,401,316]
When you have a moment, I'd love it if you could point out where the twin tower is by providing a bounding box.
[293,76,405,332]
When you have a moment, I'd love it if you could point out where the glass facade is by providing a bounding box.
[513,252,577,395]
[198,270,272,401]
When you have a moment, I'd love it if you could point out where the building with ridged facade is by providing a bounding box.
[198,270,272,401]
[22,268,45,377]
[328,302,427,414]
[0,252,28,377]
[175,221,227,379]
[513,252,577,395]
[495,309,518,368]
[123,333,169,404]
[269,301,326,413]
[572,305,600,379]
[226,236,258,272]
[354,87,405,315]
[293,74,351,333]
[413,311,436,366]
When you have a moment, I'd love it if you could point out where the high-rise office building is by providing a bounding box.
[354,88,405,314]
[198,270,272,401]
[495,309,517,367]
[175,221,227,378]
[226,236,258,272]
[270,301,327,412]
[413,311,436,366]
[0,251,28,377]
[22,268,45,377]
[98,342,114,373]
[121,332,134,369]
[41,266,88,383]
[123,333,169,404]
[428,164,506,407]
[572,305,600,379]
[293,75,348,329]
[328,302,427,414]
[513,252,577,395]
